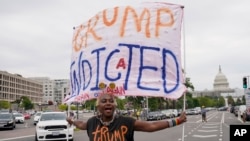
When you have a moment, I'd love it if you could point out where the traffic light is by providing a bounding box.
[243,77,247,88]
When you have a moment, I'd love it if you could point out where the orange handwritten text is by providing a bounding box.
[73,5,175,51]
[92,125,128,141]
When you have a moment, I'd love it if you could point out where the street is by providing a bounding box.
[0,110,249,141]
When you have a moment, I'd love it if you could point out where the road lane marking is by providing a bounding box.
[220,112,224,123]
[0,135,34,141]
[193,134,217,138]
[202,126,218,128]
[198,129,218,132]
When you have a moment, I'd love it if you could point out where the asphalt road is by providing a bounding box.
[0,111,249,141]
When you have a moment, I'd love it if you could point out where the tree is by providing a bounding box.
[236,98,242,105]
[217,96,225,107]
[116,98,126,110]
[242,95,246,105]
[20,96,34,110]
[199,96,212,107]
[184,77,194,91]
[0,100,10,109]
[227,96,235,106]
[176,77,195,109]
[58,104,68,111]
[148,97,158,111]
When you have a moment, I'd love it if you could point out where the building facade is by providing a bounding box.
[28,77,70,104]
[0,71,43,104]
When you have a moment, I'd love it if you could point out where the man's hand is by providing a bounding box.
[66,117,74,126]
[178,111,187,124]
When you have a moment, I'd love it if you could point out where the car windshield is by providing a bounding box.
[162,110,171,113]
[36,113,42,116]
[149,112,158,115]
[40,113,66,121]
[14,114,23,117]
[0,114,11,119]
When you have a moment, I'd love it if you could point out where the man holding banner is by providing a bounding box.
[66,92,187,141]
[65,2,187,141]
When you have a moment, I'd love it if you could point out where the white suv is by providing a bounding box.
[33,112,42,125]
[35,112,74,141]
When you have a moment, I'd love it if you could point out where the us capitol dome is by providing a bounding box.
[213,65,230,91]
[193,65,235,98]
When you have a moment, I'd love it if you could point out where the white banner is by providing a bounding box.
[65,2,186,103]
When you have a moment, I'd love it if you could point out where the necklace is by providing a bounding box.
[98,114,116,126]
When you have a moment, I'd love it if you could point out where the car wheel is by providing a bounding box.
[69,138,74,141]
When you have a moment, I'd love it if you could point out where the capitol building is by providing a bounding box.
[192,66,244,106]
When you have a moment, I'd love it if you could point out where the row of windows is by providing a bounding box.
[0,93,41,103]
[0,80,42,91]
[0,75,41,86]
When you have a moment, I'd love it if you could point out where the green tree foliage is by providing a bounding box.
[58,104,68,111]
[148,97,158,111]
[20,96,34,110]
[217,96,225,107]
[198,96,212,107]
[242,95,245,105]
[192,98,200,107]
[83,99,96,110]
[227,96,235,106]
[0,100,10,109]
[184,77,194,91]
[236,97,242,105]
[116,98,126,110]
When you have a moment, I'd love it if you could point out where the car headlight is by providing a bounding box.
[8,120,13,124]
[37,125,45,129]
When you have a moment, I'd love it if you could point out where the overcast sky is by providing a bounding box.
[0,0,249,91]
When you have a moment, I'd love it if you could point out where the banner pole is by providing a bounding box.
[67,102,71,141]
[181,5,186,141]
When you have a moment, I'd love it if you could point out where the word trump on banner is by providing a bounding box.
[66,2,186,103]
[230,125,250,141]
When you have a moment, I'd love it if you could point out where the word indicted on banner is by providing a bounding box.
[65,2,186,103]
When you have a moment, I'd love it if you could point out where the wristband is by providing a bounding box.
[172,119,176,126]
[176,118,180,125]
[167,120,173,127]
[167,118,181,128]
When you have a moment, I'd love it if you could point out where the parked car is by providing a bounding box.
[0,109,10,113]
[245,108,250,121]
[189,109,199,115]
[218,106,228,111]
[23,113,31,119]
[170,109,178,117]
[0,112,16,129]
[33,112,43,125]
[238,105,246,117]
[230,106,235,113]
[146,111,166,121]
[35,112,74,141]
[234,106,240,117]
[161,109,174,118]
[194,107,201,114]
[13,113,25,124]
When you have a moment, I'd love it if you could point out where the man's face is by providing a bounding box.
[97,94,116,117]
